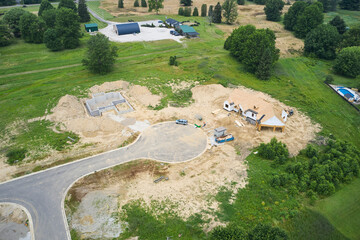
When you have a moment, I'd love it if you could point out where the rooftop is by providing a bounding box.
[85,23,98,28]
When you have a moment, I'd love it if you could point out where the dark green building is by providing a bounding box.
[85,23,98,32]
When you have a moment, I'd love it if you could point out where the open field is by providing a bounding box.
[325,9,360,27]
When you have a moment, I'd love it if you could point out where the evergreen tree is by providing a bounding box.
[339,0,360,10]
[82,34,118,74]
[208,5,214,17]
[38,0,54,17]
[118,0,124,8]
[0,21,14,47]
[184,7,191,16]
[78,0,90,23]
[330,0,338,11]
[141,0,147,7]
[213,2,222,23]
[178,7,184,15]
[256,48,273,80]
[44,28,63,51]
[283,1,308,31]
[193,7,199,16]
[264,0,284,22]
[294,2,324,38]
[41,9,57,28]
[319,0,330,12]
[222,0,238,24]
[329,16,347,34]
[134,0,139,7]
[58,0,77,12]
[201,4,207,17]
[180,0,192,6]
[19,12,37,42]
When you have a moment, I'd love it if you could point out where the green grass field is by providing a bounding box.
[325,9,360,27]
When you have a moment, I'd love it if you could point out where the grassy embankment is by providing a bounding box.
[1,5,360,239]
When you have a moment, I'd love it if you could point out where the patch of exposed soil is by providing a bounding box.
[0,204,30,240]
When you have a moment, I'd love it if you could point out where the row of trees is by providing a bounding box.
[0,0,15,6]
[0,0,89,50]
[260,138,360,199]
[178,4,208,17]
[224,25,280,80]
[133,0,147,7]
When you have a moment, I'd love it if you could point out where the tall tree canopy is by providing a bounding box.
[58,0,77,11]
[294,2,324,38]
[264,0,285,22]
[82,34,118,74]
[329,16,347,34]
[339,0,360,10]
[38,0,54,16]
[283,1,308,31]
[78,0,91,22]
[340,25,360,48]
[0,0,16,6]
[333,47,360,78]
[3,8,26,37]
[193,7,199,16]
[222,0,238,24]
[0,21,14,47]
[148,0,164,14]
[201,4,207,17]
[213,2,222,23]
[55,8,81,49]
[141,0,147,7]
[180,0,192,6]
[225,25,280,79]
[304,24,340,59]
[41,9,57,28]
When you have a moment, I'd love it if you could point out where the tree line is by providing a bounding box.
[0,0,91,49]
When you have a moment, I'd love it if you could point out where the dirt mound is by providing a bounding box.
[48,95,86,122]
[128,85,161,107]
[89,80,129,94]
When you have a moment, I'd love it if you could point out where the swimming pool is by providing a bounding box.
[338,88,355,98]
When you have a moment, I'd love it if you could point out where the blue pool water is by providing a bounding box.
[338,88,354,98]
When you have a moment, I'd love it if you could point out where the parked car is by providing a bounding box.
[173,31,180,36]
[170,30,175,35]
[176,119,188,125]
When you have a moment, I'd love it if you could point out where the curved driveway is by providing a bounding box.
[0,122,208,240]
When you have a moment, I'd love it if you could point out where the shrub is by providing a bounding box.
[118,0,124,8]
[237,0,245,4]
[284,1,308,31]
[294,2,324,38]
[324,74,334,84]
[333,46,360,78]
[258,138,289,161]
[6,149,27,164]
[0,21,14,47]
[340,25,360,49]
[3,8,26,37]
[193,7,199,16]
[264,0,285,22]
[180,0,192,6]
[184,7,191,16]
[329,16,347,34]
[141,0,147,7]
[134,0,139,7]
[201,4,207,16]
[178,7,184,15]
[169,56,178,66]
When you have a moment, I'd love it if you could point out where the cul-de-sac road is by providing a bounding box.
[0,122,208,240]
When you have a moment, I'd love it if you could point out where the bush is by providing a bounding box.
[304,24,340,60]
[0,21,14,47]
[264,0,285,22]
[340,25,360,49]
[201,4,207,16]
[284,1,308,31]
[134,0,139,7]
[324,75,334,84]
[6,149,27,164]
[237,0,245,5]
[141,0,147,7]
[180,0,192,6]
[3,8,26,37]
[294,2,324,39]
[333,46,360,78]
[210,225,247,239]
[169,56,178,66]
[258,138,289,161]
[184,7,191,16]
[44,28,63,51]
[254,0,266,4]
[329,16,347,34]
[178,7,184,15]
[193,7,199,16]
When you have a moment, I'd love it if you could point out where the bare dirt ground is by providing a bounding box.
[100,0,303,57]
[0,204,30,240]
[0,81,320,182]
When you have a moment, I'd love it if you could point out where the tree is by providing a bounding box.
[339,0,360,10]
[193,7,199,16]
[19,12,38,42]
[304,24,340,59]
[319,0,330,12]
[0,21,14,47]
[333,47,360,78]
[178,7,184,15]
[294,2,324,38]
[38,0,54,17]
[58,0,77,11]
[184,7,191,16]
[55,8,81,49]
[0,0,16,6]
[222,0,238,24]
[44,28,63,51]
[134,0,139,7]
[254,0,266,5]
[201,4,207,17]
[329,16,347,34]
[118,0,124,8]
[82,34,118,74]
[141,0,147,7]
[3,8,26,37]
[283,1,308,31]
[237,0,245,5]
[264,0,285,22]
[208,5,214,17]
[148,0,164,14]
[225,25,280,78]
[256,48,273,80]
[180,0,192,6]
[213,2,222,23]
[341,25,360,48]
[210,225,247,240]
[248,224,288,240]
[41,9,57,28]
[78,0,90,22]
[330,0,338,11]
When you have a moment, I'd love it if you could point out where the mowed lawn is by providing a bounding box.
[314,178,360,240]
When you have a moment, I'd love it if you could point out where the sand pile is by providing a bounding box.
[89,80,129,94]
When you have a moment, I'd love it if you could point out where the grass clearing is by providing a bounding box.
[87,1,115,20]
[325,9,360,27]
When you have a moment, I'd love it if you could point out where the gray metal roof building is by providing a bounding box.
[113,23,140,35]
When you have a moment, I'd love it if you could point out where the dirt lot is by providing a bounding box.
[0,204,30,240]
[100,0,303,57]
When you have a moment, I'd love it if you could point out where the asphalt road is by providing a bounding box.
[0,122,208,240]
